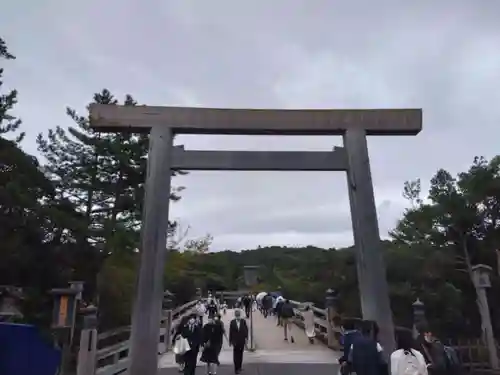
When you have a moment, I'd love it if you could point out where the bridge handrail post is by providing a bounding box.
[77,299,198,374]
[162,291,175,353]
[325,288,340,349]
[163,309,173,352]
[76,306,98,375]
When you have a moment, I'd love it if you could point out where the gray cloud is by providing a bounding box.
[2,0,500,250]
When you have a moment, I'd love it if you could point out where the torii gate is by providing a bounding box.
[90,105,422,375]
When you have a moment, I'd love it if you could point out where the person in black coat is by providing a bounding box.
[200,314,227,375]
[181,313,203,375]
[207,300,218,320]
[242,295,251,318]
[228,309,248,374]
[262,295,272,318]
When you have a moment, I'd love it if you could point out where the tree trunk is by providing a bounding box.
[462,237,487,341]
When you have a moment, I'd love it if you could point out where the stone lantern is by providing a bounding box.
[325,288,338,308]
[69,281,84,301]
[50,288,79,332]
[472,264,492,288]
[0,286,24,322]
[162,290,174,310]
[412,298,427,338]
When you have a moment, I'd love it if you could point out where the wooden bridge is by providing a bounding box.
[77,299,343,375]
[158,307,338,374]
[77,297,495,374]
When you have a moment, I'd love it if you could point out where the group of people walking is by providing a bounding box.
[172,299,249,375]
[339,319,460,375]
[171,292,460,375]
[257,293,317,344]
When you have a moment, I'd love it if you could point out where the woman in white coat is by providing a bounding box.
[390,330,428,375]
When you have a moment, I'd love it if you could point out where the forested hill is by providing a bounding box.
[161,240,499,339]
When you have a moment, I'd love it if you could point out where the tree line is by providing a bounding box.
[2,36,499,339]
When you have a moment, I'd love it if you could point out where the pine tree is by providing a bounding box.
[37,89,185,255]
[0,37,24,143]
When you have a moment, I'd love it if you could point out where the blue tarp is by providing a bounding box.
[0,323,61,375]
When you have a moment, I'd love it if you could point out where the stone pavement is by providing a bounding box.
[252,307,333,352]
[158,308,341,374]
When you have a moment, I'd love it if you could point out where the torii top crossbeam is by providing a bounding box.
[89,104,422,136]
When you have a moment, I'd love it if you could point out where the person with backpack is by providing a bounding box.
[416,328,449,375]
[390,329,428,375]
[275,297,285,326]
[339,319,362,374]
[366,320,389,375]
[443,345,462,374]
[280,299,295,343]
[348,320,386,375]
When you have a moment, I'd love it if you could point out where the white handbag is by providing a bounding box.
[173,337,191,355]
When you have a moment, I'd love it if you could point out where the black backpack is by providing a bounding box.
[281,303,294,318]
[444,346,462,374]
[423,341,447,372]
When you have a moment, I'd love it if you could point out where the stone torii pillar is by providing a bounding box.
[90,104,422,374]
[344,128,395,354]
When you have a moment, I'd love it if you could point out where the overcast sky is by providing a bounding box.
[2,1,500,251]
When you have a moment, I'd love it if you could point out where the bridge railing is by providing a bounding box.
[77,299,198,375]
[289,300,338,347]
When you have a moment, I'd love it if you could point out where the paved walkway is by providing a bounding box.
[159,363,339,374]
[252,308,333,352]
[159,308,341,372]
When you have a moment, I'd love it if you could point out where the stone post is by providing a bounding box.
[325,288,340,349]
[412,298,427,339]
[472,264,499,370]
[69,281,84,345]
[76,305,98,375]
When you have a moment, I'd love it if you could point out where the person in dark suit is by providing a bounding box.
[228,309,248,374]
[181,313,203,375]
